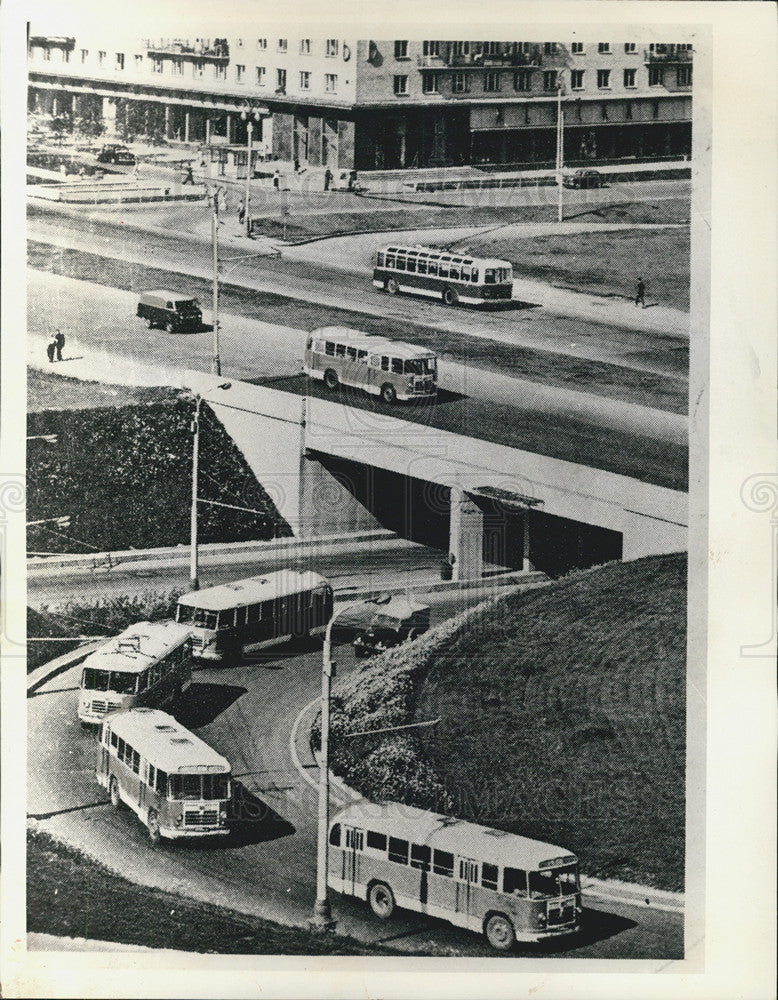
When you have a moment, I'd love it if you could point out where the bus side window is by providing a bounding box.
[329,823,341,846]
[346,346,357,360]
[406,256,416,273]
[381,356,390,371]
[449,265,459,280]
[325,341,335,356]
[235,607,247,627]
[357,349,368,363]
[388,837,409,865]
[428,259,438,276]
[345,828,364,850]
[156,768,168,796]
[117,737,125,759]
[111,731,118,749]
[417,257,427,274]
[376,252,384,267]
[471,268,479,283]
[482,863,499,890]
[433,849,454,877]
[503,867,527,895]
[438,262,449,278]
[369,355,381,368]
[366,830,387,852]
[386,253,395,268]
[335,343,346,357]
[391,358,403,375]
[396,254,406,271]
[148,764,156,789]
[410,844,431,869]
[485,269,495,283]
[460,264,471,282]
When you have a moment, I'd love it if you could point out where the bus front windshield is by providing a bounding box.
[176,605,218,630]
[82,667,137,694]
[169,773,231,800]
[528,866,579,899]
[404,358,436,376]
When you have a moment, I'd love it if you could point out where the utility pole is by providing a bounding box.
[211,188,221,376]
[241,106,262,238]
[556,73,565,224]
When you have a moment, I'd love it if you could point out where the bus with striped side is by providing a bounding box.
[328,801,581,951]
[176,569,334,663]
[372,244,514,306]
[97,708,232,844]
[78,621,192,725]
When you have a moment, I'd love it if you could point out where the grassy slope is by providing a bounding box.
[329,554,686,891]
[413,554,686,890]
[27,827,397,955]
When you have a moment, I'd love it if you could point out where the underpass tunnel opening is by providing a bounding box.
[309,453,451,552]
[474,496,623,578]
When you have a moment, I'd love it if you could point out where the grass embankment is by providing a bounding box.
[325,554,686,891]
[27,827,397,955]
[27,394,291,555]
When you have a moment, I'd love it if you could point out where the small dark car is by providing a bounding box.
[563,168,603,189]
[97,143,136,165]
[353,596,431,658]
[137,290,202,333]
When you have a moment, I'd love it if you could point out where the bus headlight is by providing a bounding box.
[537,913,546,925]
[174,814,182,826]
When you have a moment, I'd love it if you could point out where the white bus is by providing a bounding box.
[176,568,334,663]
[304,326,437,404]
[78,621,193,725]
[328,801,581,951]
[97,708,232,844]
[373,244,514,307]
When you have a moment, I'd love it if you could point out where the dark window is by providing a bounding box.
[391,358,403,375]
[482,862,499,890]
[156,769,168,796]
[346,346,358,360]
[132,750,140,774]
[433,849,454,876]
[366,830,387,851]
[649,65,664,87]
[571,69,584,89]
[514,70,532,92]
[335,344,346,357]
[597,69,611,89]
[571,42,583,54]
[394,40,408,59]
[503,867,527,895]
[381,356,390,371]
[148,764,156,788]
[388,836,409,864]
[543,70,558,91]
[677,66,692,86]
[110,731,118,748]
[624,68,636,88]
[324,341,335,356]
[597,42,611,53]
[117,737,125,758]
[410,844,431,869]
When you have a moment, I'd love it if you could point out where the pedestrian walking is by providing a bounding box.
[182,163,194,185]
[238,198,245,225]
[132,161,140,182]
[55,329,65,361]
[635,277,646,308]
[324,167,333,192]
[46,334,57,363]
[273,168,280,191]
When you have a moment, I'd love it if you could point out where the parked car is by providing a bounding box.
[137,290,202,333]
[563,168,603,189]
[97,143,136,165]
[352,596,431,658]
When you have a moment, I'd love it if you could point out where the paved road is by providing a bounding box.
[28,588,683,959]
[27,269,688,490]
[27,210,688,377]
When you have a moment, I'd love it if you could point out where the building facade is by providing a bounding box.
[28,32,693,170]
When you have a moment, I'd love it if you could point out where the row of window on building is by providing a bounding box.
[410,64,691,95]
[407,40,693,58]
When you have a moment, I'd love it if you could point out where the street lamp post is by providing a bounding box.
[311,600,370,928]
[556,73,565,224]
[210,187,223,376]
[189,383,231,592]
[241,106,262,238]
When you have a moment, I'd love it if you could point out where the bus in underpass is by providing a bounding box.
[328,801,581,951]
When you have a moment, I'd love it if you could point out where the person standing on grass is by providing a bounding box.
[273,168,280,191]
[55,329,65,361]
[635,277,646,309]
[47,334,57,363]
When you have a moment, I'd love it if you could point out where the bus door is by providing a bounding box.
[138,760,147,810]
[343,826,364,894]
[99,724,111,778]
[343,346,363,388]
[455,857,480,923]
[367,354,383,393]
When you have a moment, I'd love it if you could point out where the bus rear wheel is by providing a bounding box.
[485,913,515,952]
[324,369,339,391]
[147,808,161,845]
[385,278,399,295]
[442,286,458,306]
[380,383,397,405]
[109,775,121,809]
[368,881,395,920]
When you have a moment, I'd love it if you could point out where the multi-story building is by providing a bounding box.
[28,32,693,170]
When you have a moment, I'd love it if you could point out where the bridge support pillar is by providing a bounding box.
[449,487,484,582]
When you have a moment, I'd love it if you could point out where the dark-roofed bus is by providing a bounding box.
[78,620,193,725]
[176,569,334,663]
[373,244,514,307]
[328,801,581,951]
[97,708,232,844]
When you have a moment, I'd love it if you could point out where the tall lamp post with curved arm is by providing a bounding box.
[556,71,566,223]
[241,105,263,238]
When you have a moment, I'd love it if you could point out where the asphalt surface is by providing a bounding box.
[28,587,683,959]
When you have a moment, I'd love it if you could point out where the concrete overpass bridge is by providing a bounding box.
[188,374,686,579]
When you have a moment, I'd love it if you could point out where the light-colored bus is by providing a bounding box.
[78,621,192,725]
[303,326,437,404]
[373,244,514,307]
[176,569,334,663]
[328,801,581,951]
[97,708,232,844]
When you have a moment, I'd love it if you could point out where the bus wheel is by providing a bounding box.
[442,286,458,306]
[145,317,154,329]
[386,278,399,295]
[165,321,175,334]
[324,369,339,391]
[147,808,161,845]
[380,383,397,404]
[109,776,121,809]
[368,881,395,920]
[485,913,515,952]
